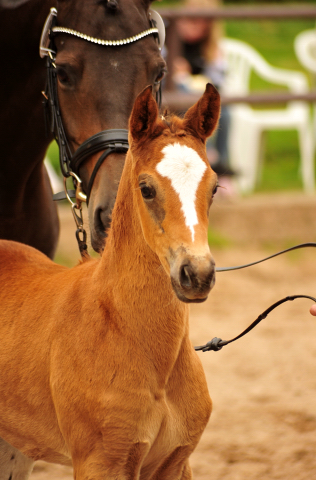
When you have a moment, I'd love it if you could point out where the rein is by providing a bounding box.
[40,7,164,256]
[195,242,316,352]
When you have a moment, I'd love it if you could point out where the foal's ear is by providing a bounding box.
[183,83,221,142]
[129,85,159,143]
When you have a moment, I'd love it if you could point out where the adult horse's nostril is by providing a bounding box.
[91,206,112,253]
[94,206,111,238]
[180,264,192,289]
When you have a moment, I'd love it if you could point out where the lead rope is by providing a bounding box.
[195,243,316,352]
[195,295,316,352]
[216,242,316,272]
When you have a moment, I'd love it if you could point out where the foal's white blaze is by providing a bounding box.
[156,143,207,241]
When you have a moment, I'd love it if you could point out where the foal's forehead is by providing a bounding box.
[155,142,209,242]
[155,142,208,181]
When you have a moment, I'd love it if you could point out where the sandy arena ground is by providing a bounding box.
[27,192,316,480]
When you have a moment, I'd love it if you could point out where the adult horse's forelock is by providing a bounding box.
[49,0,166,253]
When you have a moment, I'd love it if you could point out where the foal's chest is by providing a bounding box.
[138,353,212,476]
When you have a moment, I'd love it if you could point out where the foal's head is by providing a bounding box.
[129,84,220,303]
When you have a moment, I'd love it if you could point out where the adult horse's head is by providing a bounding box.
[42,0,166,252]
[128,83,220,303]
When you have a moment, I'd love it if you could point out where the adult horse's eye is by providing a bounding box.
[154,68,167,86]
[56,66,70,86]
[140,183,156,200]
[105,0,118,10]
[212,184,218,197]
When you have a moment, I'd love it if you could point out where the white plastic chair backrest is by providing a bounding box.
[219,37,308,97]
[219,38,257,95]
[294,29,316,75]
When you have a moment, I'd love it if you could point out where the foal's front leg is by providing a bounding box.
[72,441,150,480]
[151,446,194,480]
[0,437,34,480]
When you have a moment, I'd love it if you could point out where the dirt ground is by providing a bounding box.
[29,192,316,480]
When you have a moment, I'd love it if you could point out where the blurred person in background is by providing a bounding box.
[173,0,237,197]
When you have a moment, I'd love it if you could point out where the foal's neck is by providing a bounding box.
[95,146,190,376]
[102,155,164,284]
[100,151,187,320]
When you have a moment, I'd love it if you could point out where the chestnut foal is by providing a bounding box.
[0,83,220,479]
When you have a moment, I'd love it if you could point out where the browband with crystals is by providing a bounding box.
[52,26,159,46]
[40,7,165,58]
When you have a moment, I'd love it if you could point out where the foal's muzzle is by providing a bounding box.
[170,253,216,303]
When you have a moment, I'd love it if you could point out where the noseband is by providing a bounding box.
[41,7,165,204]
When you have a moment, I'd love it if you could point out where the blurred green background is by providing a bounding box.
[46,1,316,194]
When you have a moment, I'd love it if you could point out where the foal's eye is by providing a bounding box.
[140,184,156,200]
[212,184,218,197]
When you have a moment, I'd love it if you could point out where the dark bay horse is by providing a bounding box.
[0,83,220,479]
[0,0,166,255]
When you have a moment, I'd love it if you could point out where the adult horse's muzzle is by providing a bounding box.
[170,251,216,303]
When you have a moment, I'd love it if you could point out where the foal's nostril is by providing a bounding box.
[180,265,192,289]
[172,257,215,302]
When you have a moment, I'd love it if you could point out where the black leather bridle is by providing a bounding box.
[43,51,130,205]
[43,50,129,205]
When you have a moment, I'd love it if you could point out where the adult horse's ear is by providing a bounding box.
[0,0,30,7]
[129,85,159,143]
[183,83,221,143]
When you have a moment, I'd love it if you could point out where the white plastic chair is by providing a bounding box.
[294,29,316,75]
[220,37,314,193]
[294,29,316,154]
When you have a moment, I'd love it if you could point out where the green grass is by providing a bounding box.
[255,130,303,191]
[46,140,60,173]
